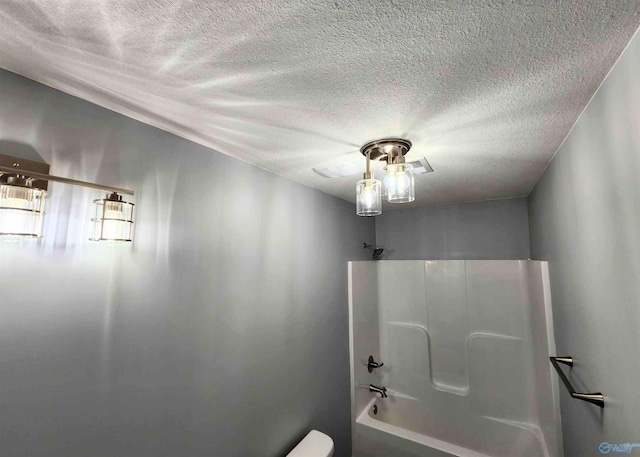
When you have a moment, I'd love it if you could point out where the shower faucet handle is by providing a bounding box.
[367,355,384,373]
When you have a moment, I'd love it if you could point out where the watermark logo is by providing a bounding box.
[600,442,640,454]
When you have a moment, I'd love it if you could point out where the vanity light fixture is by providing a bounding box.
[358,138,415,212]
[0,154,135,242]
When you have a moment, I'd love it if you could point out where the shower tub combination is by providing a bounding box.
[349,260,562,457]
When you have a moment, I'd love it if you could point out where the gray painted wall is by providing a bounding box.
[0,69,374,457]
[374,198,530,260]
[528,30,640,457]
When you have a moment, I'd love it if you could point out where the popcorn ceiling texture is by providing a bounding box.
[0,1,638,208]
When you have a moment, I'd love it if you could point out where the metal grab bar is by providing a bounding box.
[550,356,604,408]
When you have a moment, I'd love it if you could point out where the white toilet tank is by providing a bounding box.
[286,430,334,457]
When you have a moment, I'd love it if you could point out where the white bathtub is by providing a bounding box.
[355,396,550,457]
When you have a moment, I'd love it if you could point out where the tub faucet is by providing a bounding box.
[369,384,388,398]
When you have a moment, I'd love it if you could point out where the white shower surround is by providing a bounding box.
[349,260,561,457]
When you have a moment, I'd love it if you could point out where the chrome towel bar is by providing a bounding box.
[550,356,604,408]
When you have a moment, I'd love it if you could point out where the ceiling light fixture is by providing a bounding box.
[0,154,135,242]
[359,138,415,211]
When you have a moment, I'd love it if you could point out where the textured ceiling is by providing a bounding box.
[0,1,639,208]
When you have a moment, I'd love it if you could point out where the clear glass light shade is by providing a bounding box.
[356,179,382,216]
[383,163,415,203]
[0,184,46,238]
[91,194,134,242]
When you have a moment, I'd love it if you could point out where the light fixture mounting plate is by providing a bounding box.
[360,138,412,162]
[0,153,50,191]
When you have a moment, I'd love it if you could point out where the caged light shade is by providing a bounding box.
[0,178,46,239]
[90,192,134,242]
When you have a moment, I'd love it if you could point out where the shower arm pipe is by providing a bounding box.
[550,356,604,408]
[0,165,134,196]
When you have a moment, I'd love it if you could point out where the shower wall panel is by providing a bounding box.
[350,260,561,457]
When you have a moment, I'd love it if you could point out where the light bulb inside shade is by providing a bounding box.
[102,201,127,240]
[360,186,377,208]
[384,170,410,193]
[384,163,415,203]
[103,201,124,219]
[356,179,382,216]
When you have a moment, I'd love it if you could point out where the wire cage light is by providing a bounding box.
[0,176,47,238]
[90,192,134,242]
